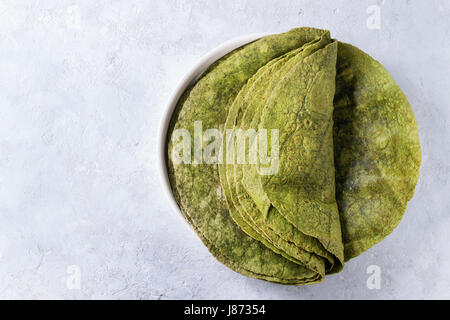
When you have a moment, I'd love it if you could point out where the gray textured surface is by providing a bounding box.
[0,0,449,299]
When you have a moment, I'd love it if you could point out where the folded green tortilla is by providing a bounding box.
[166,27,421,284]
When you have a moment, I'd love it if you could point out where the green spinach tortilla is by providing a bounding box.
[166,27,421,284]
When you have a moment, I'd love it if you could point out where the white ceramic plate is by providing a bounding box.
[157,33,269,227]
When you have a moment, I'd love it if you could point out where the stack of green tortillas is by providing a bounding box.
[166,27,421,284]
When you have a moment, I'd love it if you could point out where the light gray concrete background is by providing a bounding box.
[0,0,449,299]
